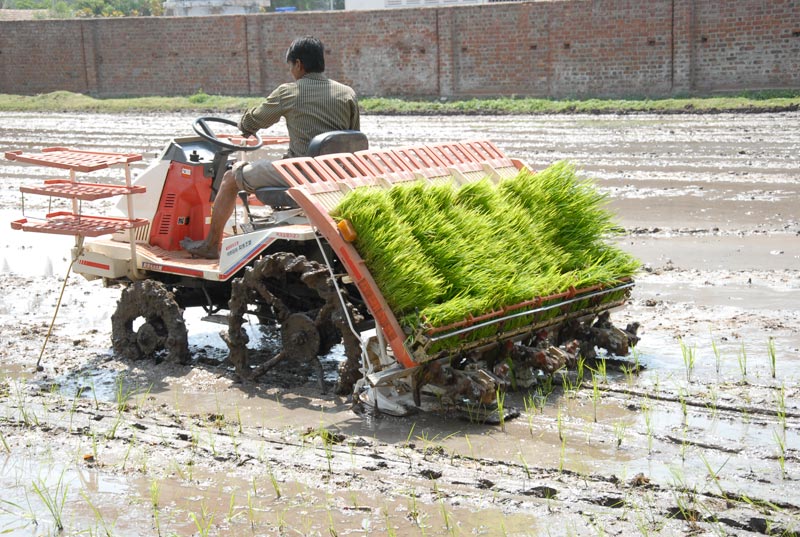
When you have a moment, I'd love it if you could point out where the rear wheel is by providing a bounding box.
[111,280,190,364]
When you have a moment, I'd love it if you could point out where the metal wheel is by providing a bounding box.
[111,280,190,364]
[224,252,362,393]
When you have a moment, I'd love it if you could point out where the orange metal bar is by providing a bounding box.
[20,180,146,201]
[272,157,338,187]
[355,149,414,175]
[428,142,478,165]
[5,148,142,172]
[393,145,448,170]
[315,153,377,181]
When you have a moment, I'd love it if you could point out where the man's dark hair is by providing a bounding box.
[286,36,325,73]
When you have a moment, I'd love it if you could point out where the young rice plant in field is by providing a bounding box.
[31,471,68,532]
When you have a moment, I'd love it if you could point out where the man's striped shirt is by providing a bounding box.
[239,73,360,158]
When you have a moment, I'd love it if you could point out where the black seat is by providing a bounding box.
[306,130,369,157]
[254,130,369,208]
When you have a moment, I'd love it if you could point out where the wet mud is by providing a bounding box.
[0,111,798,535]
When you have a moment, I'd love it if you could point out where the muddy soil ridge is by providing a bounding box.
[0,111,798,535]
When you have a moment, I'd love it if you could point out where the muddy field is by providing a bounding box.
[0,111,798,536]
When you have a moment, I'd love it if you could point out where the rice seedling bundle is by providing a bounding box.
[331,161,639,335]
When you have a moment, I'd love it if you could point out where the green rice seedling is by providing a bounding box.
[0,497,37,530]
[576,355,586,387]
[679,338,696,383]
[190,501,214,537]
[642,398,653,454]
[620,364,635,388]
[558,436,567,473]
[523,393,539,435]
[496,388,506,432]
[121,431,136,471]
[31,471,68,532]
[114,374,136,413]
[66,388,82,431]
[381,504,397,537]
[519,451,532,479]
[775,384,787,432]
[0,430,9,453]
[106,411,124,440]
[613,420,627,448]
[81,491,116,537]
[707,386,719,419]
[149,479,162,535]
[561,369,581,398]
[710,331,722,377]
[246,490,255,530]
[774,431,786,479]
[680,427,689,461]
[737,343,748,381]
[207,430,217,456]
[440,497,454,535]
[267,464,281,499]
[594,359,608,384]
[328,510,338,537]
[767,337,777,379]
[132,383,153,419]
[227,491,238,523]
[699,454,729,496]
[590,369,602,423]
[464,434,474,459]
[679,389,688,427]
[276,510,287,534]
[324,436,334,475]
[88,376,100,410]
[404,422,417,449]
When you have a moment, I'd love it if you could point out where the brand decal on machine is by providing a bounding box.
[142,262,163,271]
[181,168,192,176]
[177,216,190,225]
[224,238,253,257]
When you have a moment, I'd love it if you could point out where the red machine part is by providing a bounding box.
[149,161,213,251]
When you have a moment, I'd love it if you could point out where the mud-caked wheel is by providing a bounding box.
[111,280,190,364]
[225,252,362,393]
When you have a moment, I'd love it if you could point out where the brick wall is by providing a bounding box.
[1,0,798,99]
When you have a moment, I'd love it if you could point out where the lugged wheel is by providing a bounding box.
[224,252,363,393]
[111,280,190,364]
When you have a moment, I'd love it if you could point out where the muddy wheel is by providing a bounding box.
[224,252,362,393]
[111,280,190,364]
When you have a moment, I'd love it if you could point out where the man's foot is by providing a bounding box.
[180,237,220,259]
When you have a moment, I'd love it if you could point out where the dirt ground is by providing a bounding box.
[0,111,798,536]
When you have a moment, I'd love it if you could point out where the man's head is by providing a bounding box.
[286,36,325,77]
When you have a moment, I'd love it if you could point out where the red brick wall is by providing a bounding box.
[691,0,800,92]
[1,0,798,99]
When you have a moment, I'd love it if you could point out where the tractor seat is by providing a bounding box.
[253,130,368,208]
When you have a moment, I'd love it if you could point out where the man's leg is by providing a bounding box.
[180,169,239,259]
[181,159,286,259]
